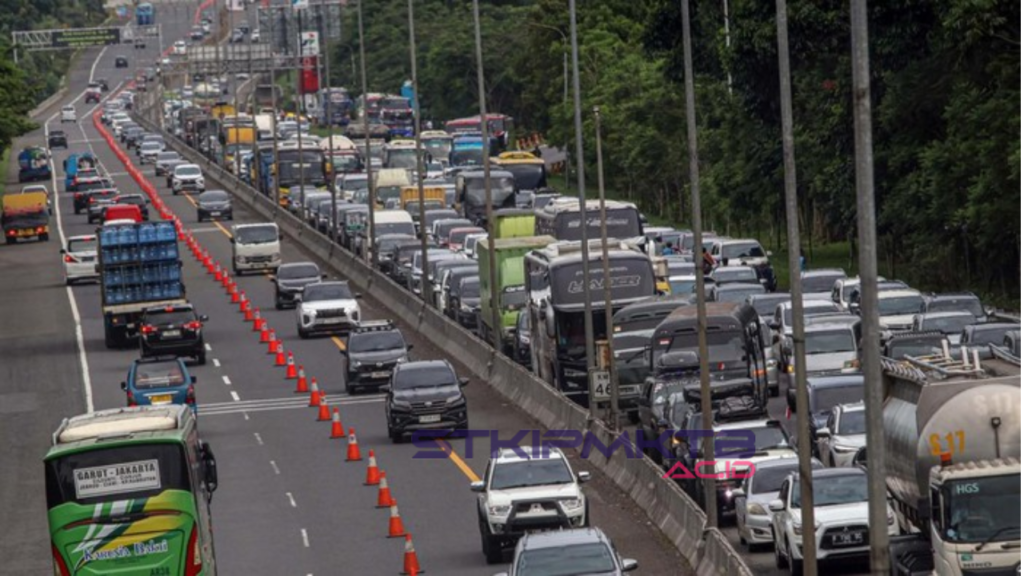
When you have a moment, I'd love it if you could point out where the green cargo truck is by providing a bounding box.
[479,235,554,354]
[492,208,535,239]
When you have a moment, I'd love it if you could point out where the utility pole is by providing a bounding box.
[775,0,816,571]
[270,6,282,213]
[357,0,376,266]
[319,0,337,241]
[471,0,501,351]
[851,0,890,572]
[593,106,620,430]
[295,4,307,204]
[568,0,596,415]
[680,0,717,529]
[408,0,431,302]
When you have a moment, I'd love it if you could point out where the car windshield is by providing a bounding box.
[145,310,195,325]
[133,361,186,389]
[751,296,790,317]
[716,268,757,283]
[792,473,868,508]
[721,242,765,259]
[879,295,925,316]
[177,166,201,177]
[784,303,839,326]
[806,330,856,354]
[303,283,352,302]
[68,237,98,253]
[838,410,866,435]
[802,273,844,293]
[235,225,278,244]
[969,328,1016,347]
[942,475,1021,544]
[157,152,179,161]
[392,364,455,390]
[751,464,805,494]
[199,191,229,203]
[460,279,480,298]
[716,426,788,456]
[142,142,162,150]
[490,458,574,491]
[716,285,765,303]
[669,278,696,295]
[921,315,974,336]
[348,331,405,353]
[928,298,984,318]
[515,542,617,576]
[658,330,746,365]
[278,263,320,279]
[811,384,864,413]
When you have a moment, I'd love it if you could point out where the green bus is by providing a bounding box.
[45,405,218,575]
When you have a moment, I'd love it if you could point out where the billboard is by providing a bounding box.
[51,27,121,48]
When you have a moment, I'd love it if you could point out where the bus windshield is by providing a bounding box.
[46,443,191,507]
[500,164,546,191]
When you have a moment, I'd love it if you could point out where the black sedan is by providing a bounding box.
[196,190,233,222]
[48,130,68,149]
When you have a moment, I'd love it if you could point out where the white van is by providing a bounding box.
[360,210,415,260]
[231,222,281,274]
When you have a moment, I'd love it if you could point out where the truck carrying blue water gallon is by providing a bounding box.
[98,222,187,348]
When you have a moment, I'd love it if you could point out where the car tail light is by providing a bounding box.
[140,325,157,335]
[6,230,15,237]
[36,226,46,234]
[64,254,75,263]
[74,193,82,200]
[184,321,202,331]
[52,543,70,576]
[127,391,137,406]
[186,385,196,405]
[185,523,202,576]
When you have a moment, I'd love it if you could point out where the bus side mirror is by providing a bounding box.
[201,441,218,495]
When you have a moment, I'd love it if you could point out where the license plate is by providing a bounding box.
[370,371,391,379]
[150,394,172,404]
[831,532,864,546]
[209,211,220,216]
[418,414,441,424]
[163,330,181,338]
[620,384,640,395]
[321,317,344,324]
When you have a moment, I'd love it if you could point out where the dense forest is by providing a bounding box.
[339,0,1019,303]
[0,0,107,153]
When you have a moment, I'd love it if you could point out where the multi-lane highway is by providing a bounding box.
[1,4,688,574]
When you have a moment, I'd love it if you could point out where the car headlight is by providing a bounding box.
[461,303,473,313]
[793,521,820,536]
[445,395,466,406]
[562,497,585,512]
[391,399,412,411]
[351,360,362,368]
[747,502,768,516]
[487,504,511,517]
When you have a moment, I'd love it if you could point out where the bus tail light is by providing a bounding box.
[185,524,202,576]
[52,543,70,576]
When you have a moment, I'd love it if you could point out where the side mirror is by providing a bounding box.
[815,427,830,439]
[766,250,774,257]
[577,471,591,483]
[458,377,470,387]
[229,237,235,244]
[120,381,127,391]
[279,233,284,240]
[338,348,348,356]
[621,559,639,572]
[470,480,485,493]
[191,375,197,384]
[201,441,218,494]
[354,293,363,299]
[321,273,328,279]
[406,344,414,351]
[199,314,209,322]
[768,499,785,513]
[60,248,66,254]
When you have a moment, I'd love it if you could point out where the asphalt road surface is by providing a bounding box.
[0,3,689,575]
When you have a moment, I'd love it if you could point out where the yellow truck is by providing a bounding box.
[400,185,445,208]
[2,191,50,243]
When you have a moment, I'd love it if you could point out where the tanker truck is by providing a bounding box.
[882,348,1020,576]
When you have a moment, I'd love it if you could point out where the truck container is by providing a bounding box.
[98,222,187,348]
[479,235,555,355]
[882,351,1020,576]
[2,192,49,243]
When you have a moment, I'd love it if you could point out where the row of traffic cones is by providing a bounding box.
[97,116,424,576]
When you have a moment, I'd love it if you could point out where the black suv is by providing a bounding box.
[115,56,128,68]
[139,304,208,364]
[341,321,412,394]
[272,261,323,309]
[48,130,68,149]
[385,360,469,443]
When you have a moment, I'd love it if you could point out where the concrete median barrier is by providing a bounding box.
[134,111,752,575]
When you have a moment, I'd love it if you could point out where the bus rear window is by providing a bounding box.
[46,444,192,507]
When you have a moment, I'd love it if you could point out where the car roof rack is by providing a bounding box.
[352,319,396,333]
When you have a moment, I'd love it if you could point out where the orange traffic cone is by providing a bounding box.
[294,366,309,393]
[266,330,278,354]
[364,450,381,485]
[243,302,254,322]
[386,501,406,538]
[250,308,261,329]
[401,534,422,575]
[285,353,297,379]
[330,408,344,438]
[230,286,240,304]
[317,396,330,421]
[239,293,249,313]
[308,378,321,407]
[221,273,231,289]
[213,264,223,282]
[274,343,286,366]
[376,472,394,508]
[346,428,363,461]
[260,323,271,343]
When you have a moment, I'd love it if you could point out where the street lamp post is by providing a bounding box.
[356,0,376,266]
[593,106,620,429]
[407,0,431,302]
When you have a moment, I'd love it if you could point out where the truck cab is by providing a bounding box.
[231,223,281,274]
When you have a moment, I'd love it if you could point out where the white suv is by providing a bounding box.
[61,105,77,123]
[171,163,205,194]
[295,280,361,338]
[471,447,591,564]
[770,468,897,573]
